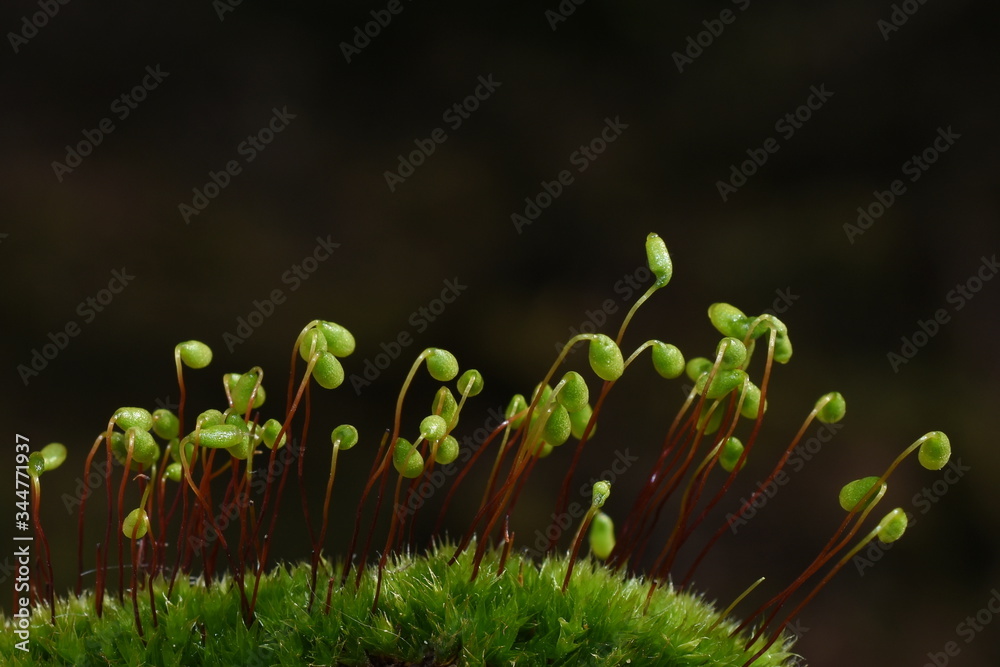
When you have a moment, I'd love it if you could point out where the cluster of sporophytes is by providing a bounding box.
[4,234,953,666]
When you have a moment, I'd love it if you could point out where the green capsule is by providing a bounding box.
[588,335,624,381]
[532,382,553,406]
[457,369,484,397]
[685,357,713,383]
[331,424,359,451]
[877,509,908,543]
[591,481,611,508]
[773,331,793,364]
[420,415,448,442]
[392,438,424,478]
[746,314,788,340]
[506,394,528,429]
[317,321,356,357]
[717,337,747,370]
[432,387,459,426]
[197,409,225,428]
[645,233,673,287]
[28,451,46,478]
[126,427,160,465]
[762,314,788,337]
[651,341,685,379]
[261,419,288,450]
[110,431,126,459]
[223,372,240,392]
[40,442,67,472]
[435,435,460,465]
[589,511,616,560]
[224,414,253,460]
[168,438,194,464]
[425,348,459,382]
[719,437,744,473]
[122,508,149,539]
[312,352,345,389]
[177,340,213,369]
[111,429,158,468]
[816,392,846,424]
[113,407,153,432]
[298,328,329,361]
[152,409,180,440]
[569,404,595,440]
[164,462,183,483]
[839,476,884,512]
[746,314,787,341]
[739,382,765,419]
[918,431,951,471]
[696,368,747,400]
[225,373,268,410]
[543,405,572,447]
[226,436,253,460]
[231,371,263,414]
[707,303,750,340]
[697,403,725,435]
[196,424,245,449]
[557,371,589,413]
[226,413,247,429]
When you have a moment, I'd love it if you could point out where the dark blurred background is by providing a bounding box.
[2,2,998,665]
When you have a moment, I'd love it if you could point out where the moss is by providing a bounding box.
[5,233,952,667]
[1,541,796,666]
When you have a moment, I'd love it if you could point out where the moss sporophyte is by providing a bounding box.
[3,234,953,666]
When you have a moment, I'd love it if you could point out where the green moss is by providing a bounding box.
[1,541,795,666]
[6,233,953,666]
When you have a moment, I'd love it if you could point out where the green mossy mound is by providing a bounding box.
[2,542,797,666]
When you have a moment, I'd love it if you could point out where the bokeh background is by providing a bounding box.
[2,2,998,665]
